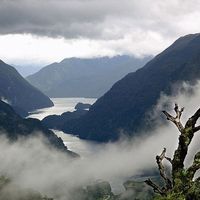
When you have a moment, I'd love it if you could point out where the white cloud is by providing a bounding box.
[0,0,200,66]
[1,81,200,198]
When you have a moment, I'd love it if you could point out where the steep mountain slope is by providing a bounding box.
[0,60,53,116]
[61,33,200,142]
[0,99,78,158]
[26,55,152,98]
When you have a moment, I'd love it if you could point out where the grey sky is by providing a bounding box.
[1,0,200,66]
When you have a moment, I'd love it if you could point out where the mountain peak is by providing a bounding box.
[61,33,200,142]
[26,55,151,98]
[0,60,53,116]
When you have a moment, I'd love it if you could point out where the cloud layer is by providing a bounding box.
[0,80,200,199]
[1,0,200,66]
[1,0,200,40]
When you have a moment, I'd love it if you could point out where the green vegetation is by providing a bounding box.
[0,175,53,200]
[61,33,200,142]
[0,99,79,157]
[113,179,155,200]
[0,59,53,117]
[26,55,151,98]
[86,180,114,199]
[42,109,88,130]
[145,104,200,199]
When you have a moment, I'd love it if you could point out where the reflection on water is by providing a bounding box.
[28,98,129,194]
[54,130,103,158]
[28,98,98,157]
[28,97,96,120]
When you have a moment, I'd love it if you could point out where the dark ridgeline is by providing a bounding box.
[0,99,79,199]
[26,55,152,98]
[61,33,200,142]
[0,60,53,117]
[0,99,79,158]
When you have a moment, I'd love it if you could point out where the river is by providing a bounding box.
[28,97,99,158]
[28,97,126,194]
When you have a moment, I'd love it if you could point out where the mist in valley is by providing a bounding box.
[1,81,200,199]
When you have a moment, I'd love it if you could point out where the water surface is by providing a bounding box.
[28,98,99,158]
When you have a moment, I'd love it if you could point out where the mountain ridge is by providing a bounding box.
[26,55,152,98]
[0,60,53,116]
[60,33,200,142]
[0,99,78,158]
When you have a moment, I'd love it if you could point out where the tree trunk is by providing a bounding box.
[145,104,200,199]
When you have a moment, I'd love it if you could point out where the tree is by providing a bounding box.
[145,103,200,199]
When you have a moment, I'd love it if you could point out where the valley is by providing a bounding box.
[1,33,200,199]
[1,1,200,199]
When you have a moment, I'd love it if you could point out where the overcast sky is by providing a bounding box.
[1,0,200,66]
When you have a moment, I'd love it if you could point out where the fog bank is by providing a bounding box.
[1,81,200,199]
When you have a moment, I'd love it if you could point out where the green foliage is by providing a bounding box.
[42,109,88,130]
[146,105,200,200]
[86,181,113,199]
[0,59,53,116]
[113,178,157,200]
[26,55,150,98]
[0,99,79,158]
[0,175,53,200]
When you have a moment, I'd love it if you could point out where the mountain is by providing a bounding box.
[26,55,152,98]
[61,33,200,142]
[0,60,53,116]
[42,107,88,130]
[13,64,42,77]
[0,99,78,158]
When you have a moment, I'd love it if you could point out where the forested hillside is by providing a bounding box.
[0,99,78,157]
[0,60,53,117]
[61,33,200,142]
[26,55,152,98]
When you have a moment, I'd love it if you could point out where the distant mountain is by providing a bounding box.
[26,55,152,98]
[13,64,42,77]
[61,33,200,142]
[0,99,78,158]
[0,60,53,117]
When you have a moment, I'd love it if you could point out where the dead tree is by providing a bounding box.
[145,103,200,199]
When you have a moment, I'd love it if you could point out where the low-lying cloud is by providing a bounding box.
[0,129,174,199]
[1,80,200,199]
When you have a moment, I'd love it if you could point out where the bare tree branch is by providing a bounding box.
[145,104,200,198]
[185,108,200,132]
[156,148,172,190]
[162,104,184,133]
[172,107,200,174]
[164,156,172,164]
[145,148,172,196]
[144,179,167,196]
[193,125,200,133]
